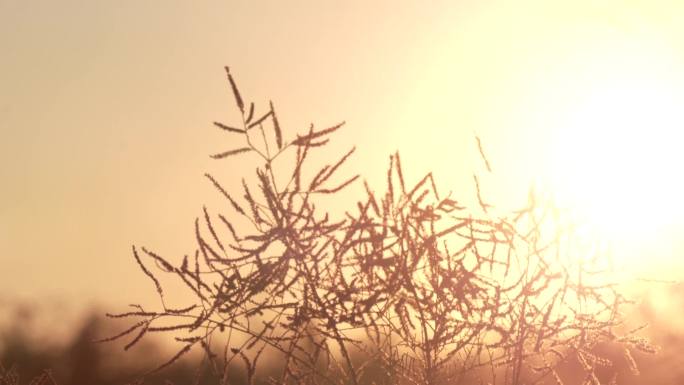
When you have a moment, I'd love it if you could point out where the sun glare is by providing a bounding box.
[546,70,684,269]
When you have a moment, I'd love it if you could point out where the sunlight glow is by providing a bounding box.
[547,71,684,267]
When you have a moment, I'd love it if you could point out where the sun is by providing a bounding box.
[545,74,684,269]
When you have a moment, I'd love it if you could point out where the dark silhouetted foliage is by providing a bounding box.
[107,68,657,385]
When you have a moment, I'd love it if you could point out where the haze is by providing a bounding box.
[2,0,683,314]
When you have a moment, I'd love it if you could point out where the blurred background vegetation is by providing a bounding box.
[2,285,684,385]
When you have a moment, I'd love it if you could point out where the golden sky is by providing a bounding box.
[2,0,684,311]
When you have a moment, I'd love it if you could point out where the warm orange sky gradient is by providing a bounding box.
[2,1,684,312]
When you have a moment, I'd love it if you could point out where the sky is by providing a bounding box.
[2,0,684,313]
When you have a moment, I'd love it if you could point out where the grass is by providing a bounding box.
[102,67,655,385]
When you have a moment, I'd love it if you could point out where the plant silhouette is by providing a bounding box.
[106,68,655,385]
